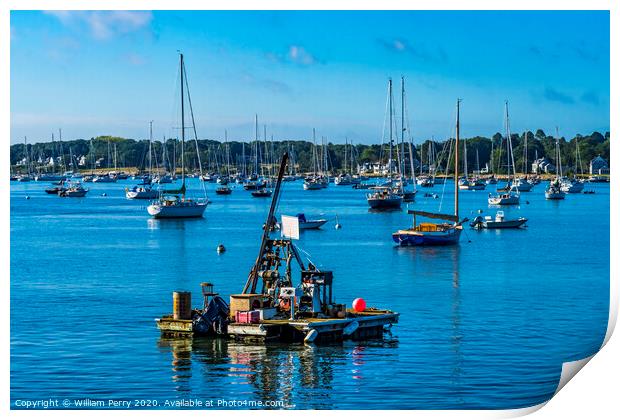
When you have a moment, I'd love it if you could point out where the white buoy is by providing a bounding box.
[101,193,107,197]
[304,329,318,343]
[25,195,30,200]
[335,215,341,229]
[216,244,226,254]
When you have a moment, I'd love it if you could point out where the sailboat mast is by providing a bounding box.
[463,137,468,178]
[149,121,153,175]
[455,99,460,219]
[401,76,405,179]
[555,126,562,177]
[254,114,259,175]
[523,131,528,175]
[312,128,317,176]
[180,53,185,195]
[388,78,393,178]
[505,101,516,180]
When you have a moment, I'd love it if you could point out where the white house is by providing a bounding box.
[531,157,556,174]
[589,155,609,175]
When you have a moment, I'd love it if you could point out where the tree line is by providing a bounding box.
[10,130,610,175]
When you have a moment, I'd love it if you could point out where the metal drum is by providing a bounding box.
[172,291,192,320]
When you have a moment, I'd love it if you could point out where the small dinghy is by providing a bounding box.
[215,185,232,195]
[251,188,272,198]
[470,211,527,229]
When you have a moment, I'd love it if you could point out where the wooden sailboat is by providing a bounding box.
[147,53,208,218]
[392,100,466,246]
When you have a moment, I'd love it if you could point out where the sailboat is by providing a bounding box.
[394,76,417,202]
[216,131,233,195]
[545,128,567,200]
[303,129,324,190]
[366,78,403,209]
[147,53,208,218]
[93,139,117,183]
[126,121,159,199]
[392,99,467,246]
[458,139,485,190]
[17,137,32,182]
[488,102,520,205]
[485,140,498,184]
[335,138,352,186]
[560,137,585,193]
[243,115,265,191]
[510,131,533,192]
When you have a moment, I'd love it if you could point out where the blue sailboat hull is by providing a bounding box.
[392,228,462,246]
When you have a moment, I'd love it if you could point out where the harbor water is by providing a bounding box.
[10,179,609,409]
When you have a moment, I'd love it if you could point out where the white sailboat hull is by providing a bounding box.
[488,194,520,205]
[545,191,566,200]
[303,182,322,190]
[147,202,207,218]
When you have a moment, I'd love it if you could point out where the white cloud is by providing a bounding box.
[44,11,153,40]
[288,45,318,66]
[125,52,146,66]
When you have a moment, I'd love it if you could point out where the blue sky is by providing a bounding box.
[10,10,610,145]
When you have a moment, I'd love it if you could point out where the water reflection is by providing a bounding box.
[157,337,398,409]
[450,247,463,405]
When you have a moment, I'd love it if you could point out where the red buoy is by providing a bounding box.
[352,298,366,312]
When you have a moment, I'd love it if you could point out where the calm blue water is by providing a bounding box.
[10,178,609,409]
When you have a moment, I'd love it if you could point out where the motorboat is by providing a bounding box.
[126,185,159,199]
[58,182,88,197]
[470,211,527,229]
[251,188,273,198]
[366,186,402,209]
[488,192,520,205]
[215,185,232,195]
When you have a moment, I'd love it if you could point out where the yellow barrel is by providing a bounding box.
[172,291,192,320]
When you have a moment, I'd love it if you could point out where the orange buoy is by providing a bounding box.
[352,298,366,312]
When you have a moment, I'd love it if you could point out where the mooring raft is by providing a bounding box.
[156,152,399,343]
